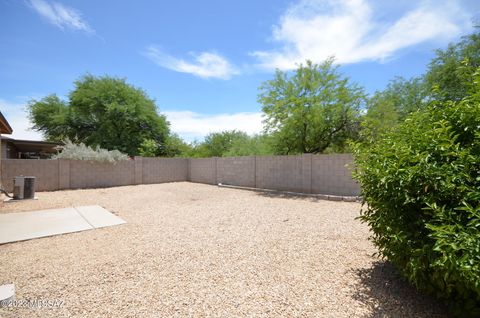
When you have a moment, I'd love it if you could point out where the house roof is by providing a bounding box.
[0,112,13,134]
[1,136,63,153]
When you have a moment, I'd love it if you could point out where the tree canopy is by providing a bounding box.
[27,30,480,160]
[258,59,365,154]
[29,74,170,156]
[426,30,480,102]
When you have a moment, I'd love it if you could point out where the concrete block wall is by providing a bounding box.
[311,154,359,196]
[255,155,308,193]
[217,156,255,188]
[141,157,188,184]
[190,154,360,196]
[1,154,360,196]
[69,160,136,189]
[1,159,60,191]
[189,158,217,184]
[58,160,70,189]
[1,157,189,192]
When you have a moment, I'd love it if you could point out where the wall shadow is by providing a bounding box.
[253,189,359,203]
[254,190,327,202]
[351,261,451,318]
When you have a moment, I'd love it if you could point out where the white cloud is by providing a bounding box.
[252,0,471,70]
[0,99,43,141]
[164,111,263,141]
[29,0,93,33]
[144,46,238,80]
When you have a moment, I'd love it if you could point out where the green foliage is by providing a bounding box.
[137,139,159,157]
[426,30,480,102]
[188,130,248,157]
[28,95,70,141]
[135,134,191,158]
[53,139,129,162]
[28,74,170,156]
[361,76,428,142]
[164,134,192,157]
[352,69,480,316]
[373,76,429,119]
[259,59,365,154]
[204,130,249,157]
[361,93,400,141]
[225,134,273,156]
[183,131,274,158]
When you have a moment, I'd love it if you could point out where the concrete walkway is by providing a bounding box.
[0,205,126,244]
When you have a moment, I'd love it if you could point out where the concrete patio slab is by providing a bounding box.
[0,205,125,244]
[75,205,126,228]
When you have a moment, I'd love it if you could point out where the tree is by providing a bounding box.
[28,74,170,156]
[28,94,70,141]
[137,139,159,157]
[225,134,273,156]
[426,30,480,102]
[375,76,428,119]
[360,76,427,141]
[200,130,250,157]
[163,134,192,157]
[361,97,399,142]
[258,59,365,154]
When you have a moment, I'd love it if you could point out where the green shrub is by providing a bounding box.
[138,138,159,157]
[54,139,129,162]
[352,71,480,316]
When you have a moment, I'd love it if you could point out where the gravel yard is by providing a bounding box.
[0,182,448,317]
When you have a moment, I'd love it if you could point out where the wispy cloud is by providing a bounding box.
[164,111,263,141]
[252,0,472,70]
[0,99,43,140]
[28,0,93,33]
[144,46,238,80]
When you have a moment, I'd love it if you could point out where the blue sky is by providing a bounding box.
[1,0,479,141]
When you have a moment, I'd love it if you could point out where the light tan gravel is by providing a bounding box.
[0,182,449,317]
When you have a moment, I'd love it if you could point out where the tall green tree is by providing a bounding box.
[361,97,399,142]
[375,76,428,119]
[361,76,427,141]
[258,59,365,154]
[27,94,70,141]
[29,74,170,156]
[164,134,192,157]
[200,130,249,157]
[225,134,273,157]
[426,30,480,102]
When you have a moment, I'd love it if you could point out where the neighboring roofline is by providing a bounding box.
[0,135,63,145]
[0,111,13,134]
[6,139,63,146]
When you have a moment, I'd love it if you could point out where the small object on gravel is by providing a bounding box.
[0,284,15,305]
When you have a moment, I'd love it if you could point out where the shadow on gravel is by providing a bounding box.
[254,190,326,202]
[352,261,450,318]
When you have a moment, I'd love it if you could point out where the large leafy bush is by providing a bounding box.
[54,140,129,162]
[352,71,480,315]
